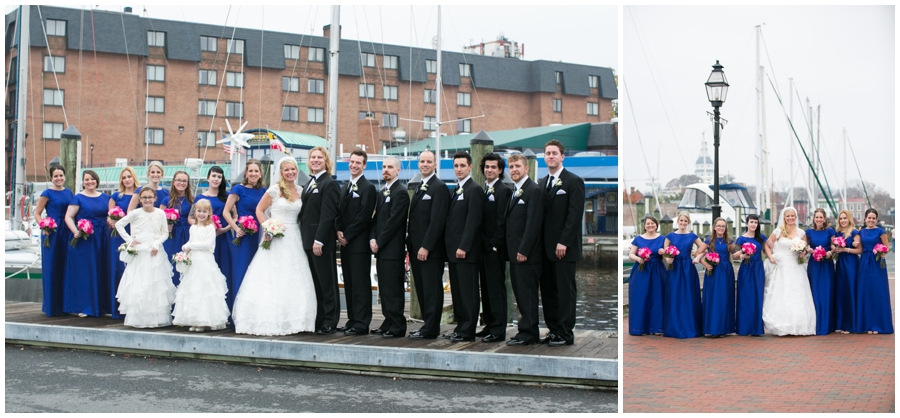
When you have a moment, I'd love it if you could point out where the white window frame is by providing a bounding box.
[382,113,398,128]
[426,59,437,74]
[148,31,165,47]
[146,96,165,113]
[589,75,599,88]
[424,89,437,104]
[282,106,299,121]
[145,128,164,145]
[200,36,217,52]
[459,63,471,77]
[553,99,562,112]
[226,102,244,118]
[308,108,324,123]
[424,116,436,131]
[457,92,471,106]
[457,119,471,133]
[198,100,216,116]
[383,85,398,100]
[43,89,64,106]
[309,47,325,62]
[199,69,217,85]
[147,65,165,82]
[283,76,299,92]
[284,44,300,59]
[555,71,563,84]
[361,52,376,67]
[587,102,599,116]
[227,39,244,54]
[384,55,398,69]
[198,132,217,147]
[308,79,325,94]
[359,111,375,120]
[226,72,244,88]
[46,19,66,37]
[359,83,375,98]
[43,122,63,139]
[43,56,65,73]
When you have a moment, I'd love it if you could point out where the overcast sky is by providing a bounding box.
[622,5,895,199]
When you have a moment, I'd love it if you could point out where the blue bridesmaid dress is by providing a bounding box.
[663,231,702,338]
[734,235,767,336]
[855,227,894,334]
[834,229,860,333]
[702,237,736,336]
[39,188,74,316]
[63,193,113,317]
[806,227,837,335]
[160,195,192,286]
[225,184,266,313]
[194,194,229,278]
[107,191,134,319]
[628,235,667,335]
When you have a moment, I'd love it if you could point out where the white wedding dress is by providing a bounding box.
[231,185,317,335]
[761,230,816,336]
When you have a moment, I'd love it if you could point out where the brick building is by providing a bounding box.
[5,5,616,183]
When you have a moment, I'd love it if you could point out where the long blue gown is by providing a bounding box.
[628,235,667,335]
[160,195,192,286]
[855,227,894,334]
[107,191,135,319]
[194,194,229,279]
[40,188,74,316]
[63,193,112,317]
[663,232,702,338]
[834,229,860,333]
[806,227,837,335]
[702,237,735,336]
[225,184,266,314]
[735,235,766,336]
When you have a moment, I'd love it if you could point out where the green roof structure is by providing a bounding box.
[387,123,592,154]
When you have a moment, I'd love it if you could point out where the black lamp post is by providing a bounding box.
[90,144,94,167]
[705,60,729,221]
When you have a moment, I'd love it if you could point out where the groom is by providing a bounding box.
[299,146,341,335]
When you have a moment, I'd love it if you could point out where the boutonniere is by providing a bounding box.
[487,186,494,195]
[515,189,523,197]
[350,183,358,192]
[456,187,464,195]
[555,178,563,188]
[309,179,318,190]
[420,183,429,192]
[383,189,391,197]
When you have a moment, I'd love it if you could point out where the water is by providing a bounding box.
[512,266,618,332]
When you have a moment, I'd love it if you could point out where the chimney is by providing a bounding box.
[124,6,132,13]
[323,24,341,39]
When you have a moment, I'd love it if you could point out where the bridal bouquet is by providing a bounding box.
[662,245,680,270]
[163,208,180,238]
[831,236,846,261]
[636,247,651,271]
[117,242,138,264]
[873,243,889,268]
[260,219,286,250]
[790,238,808,264]
[172,251,192,273]
[740,242,756,264]
[704,252,720,276]
[232,216,259,246]
[812,246,828,262]
[211,215,223,230]
[38,217,58,248]
[69,219,94,247]
[108,206,125,236]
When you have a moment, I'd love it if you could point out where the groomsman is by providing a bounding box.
[407,150,450,340]
[442,151,485,342]
[299,146,341,335]
[336,149,377,336]
[538,139,585,346]
[504,154,544,346]
[369,156,410,338]
[476,153,512,343]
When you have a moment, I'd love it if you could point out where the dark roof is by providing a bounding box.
[9,5,616,99]
[587,122,617,147]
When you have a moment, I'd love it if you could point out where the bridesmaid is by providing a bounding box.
[661,211,708,338]
[833,210,861,334]
[805,208,837,335]
[698,217,736,337]
[62,170,113,317]
[223,159,265,315]
[193,166,232,277]
[160,170,194,286]
[627,216,667,335]
[127,161,169,212]
[855,209,894,334]
[107,166,139,319]
[33,164,74,316]
[732,214,768,336]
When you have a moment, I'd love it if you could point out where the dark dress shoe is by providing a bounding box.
[449,334,475,342]
[408,331,437,340]
[336,325,351,332]
[382,331,404,338]
[315,326,336,335]
[441,332,458,339]
[475,328,491,337]
[344,328,366,336]
[548,335,574,346]
[539,333,557,344]
[370,328,386,335]
[506,338,532,346]
[481,334,505,343]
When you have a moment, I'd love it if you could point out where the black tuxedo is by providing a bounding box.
[538,168,585,344]
[298,171,341,330]
[369,180,409,335]
[406,174,450,338]
[336,176,376,331]
[444,178,485,338]
[505,177,544,343]
[479,180,512,337]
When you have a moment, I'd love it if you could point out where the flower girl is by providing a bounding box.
[114,188,176,328]
[171,199,230,332]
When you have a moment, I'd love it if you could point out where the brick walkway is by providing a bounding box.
[624,279,895,413]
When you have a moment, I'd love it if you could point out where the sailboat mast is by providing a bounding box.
[759,65,771,221]
[754,25,762,219]
[842,128,847,211]
[327,6,341,162]
[12,5,31,230]
[435,5,443,173]
[787,77,794,207]
[807,98,815,218]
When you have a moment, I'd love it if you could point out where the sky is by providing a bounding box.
[622,5,895,199]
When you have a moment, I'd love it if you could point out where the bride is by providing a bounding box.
[761,207,816,336]
[232,157,317,335]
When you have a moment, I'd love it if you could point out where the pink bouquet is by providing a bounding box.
[69,219,94,247]
[831,236,847,261]
[662,245,680,270]
[704,252,720,276]
[636,247,652,272]
[873,243,889,268]
[212,215,223,230]
[741,242,756,264]
[812,246,828,262]
[172,251,192,273]
[163,208,180,238]
[232,215,259,246]
[38,217,58,248]
[108,206,125,236]
[260,219,286,250]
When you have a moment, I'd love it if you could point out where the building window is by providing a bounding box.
[282,106,299,121]
[553,99,562,112]
[43,122,63,139]
[308,108,324,123]
[309,47,325,62]
[147,65,165,82]
[424,89,437,104]
[43,56,65,73]
[148,31,165,47]
[199,69,217,85]
[198,131,217,147]
[226,102,243,118]
[198,100,216,116]
[226,72,244,88]
[424,116,436,131]
[359,111,375,120]
[457,119,471,133]
[283,77,299,92]
[382,113,398,128]
[43,89,64,106]
[359,83,375,98]
[426,59,437,74]
[459,63,471,77]
[589,75,599,88]
[384,55,398,69]
[308,79,324,94]
[200,36,217,52]
[586,102,599,116]
[457,92,471,106]
[145,128,164,145]
[555,71,563,84]
[227,39,244,54]
[46,19,66,37]
[361,52,376,67]
[146,96,165,113]
[383,85,398,100]
[284,44,300,59]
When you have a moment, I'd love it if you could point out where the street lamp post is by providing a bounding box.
[705,60,729,221]
[90,144,94,167]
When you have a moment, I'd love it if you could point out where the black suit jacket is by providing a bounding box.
[505,178,544,265]
[336,176,377,254]
[298,172,340,251]
[369,181,409,260]
[539,168,584,262]
[481,180,512,253]
[407,175,450,258]
[444,178,485,264]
